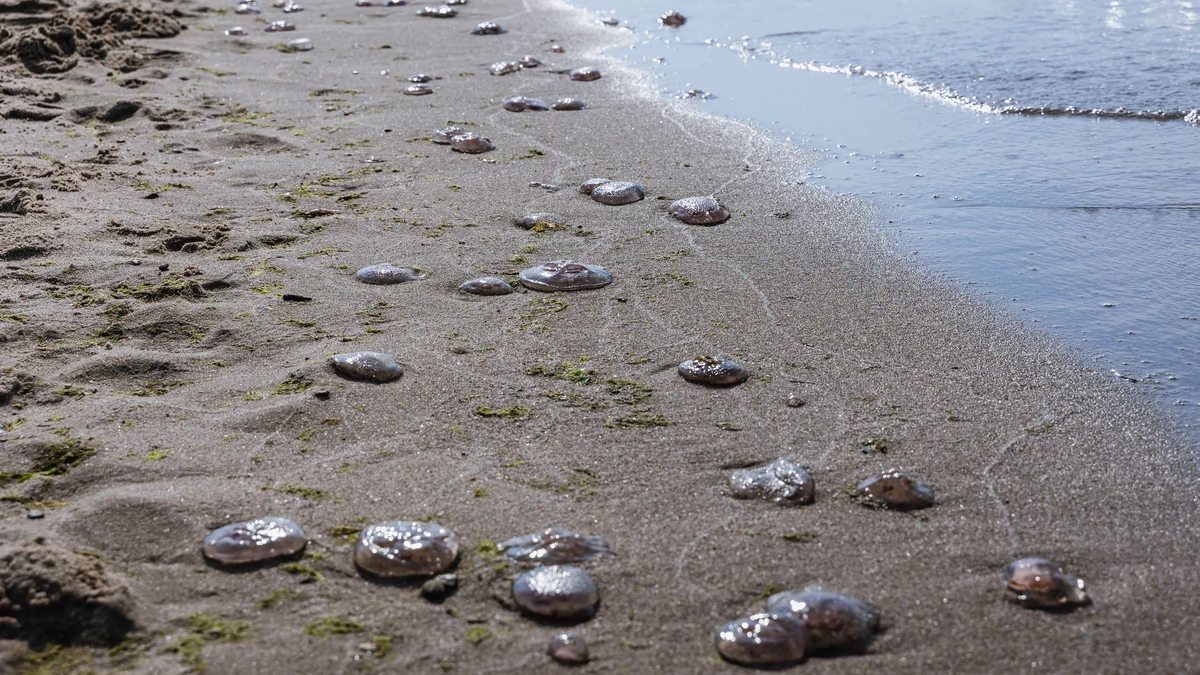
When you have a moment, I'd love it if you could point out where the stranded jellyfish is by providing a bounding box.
[548,633,589,664]
[578,178,610,194]
[470,21,505,34]
[1004,558,1088,609]
[285,37,313,51]
[356,263,421,284]
[225,26,248,35]
[550,44,565,53]
[330,351,404,383]
[404,84,433,95]
[569,67,601,81]
[669,196,730,225]
[450,133,495,154]
[853,469,934,510]
[512,565,599,619]
[729,459,814,506]
[416,5,455,16]
[590,181,644,205]
[766,590,879,653]
[503,96,550,112]
[202,516,306,565]
[660,10,686,26]
[489,60,520,76]
[678,356,750,386]
[354,521,459,577]
[714,612,807,667]
[432,125,464,144]
[498,527,614,565]
[519,260,613,292]
[518,55,541,68]
[458,277,513,295]
[515,212,565,231]
[552,97,586,111]
[409,73,434,83]
[264,20,294,31]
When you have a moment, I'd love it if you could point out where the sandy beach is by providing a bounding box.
[1,0,1198,672]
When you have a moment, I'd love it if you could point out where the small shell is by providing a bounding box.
[264,20,295,31]
[551,97,586,111]
[458,277,513,295]
[285,37,313,51]
[225,26,248,35]
[498,527,614,565]
[203,517,306,565]
[678,356,750,386]
[590,181,644,205]
[569,66,601,81]
[547,633,589,664]
[853,469,935,510]
[659,10,686,26]
[1004,558,1088,608]
[330,351,404,383]
[503,96,549,112]
[729,459,814,506]
[714,612,807,666]
[518,55,541,68]
[519,260,613,292]
[470,21,505,34]
[489,61,520,76]
[356,263,420,285]
[578,178,610,194]
[669,196,730,225]
[515,212,565,231]
[766,590,879,653]
[409,73,434,83]
[450,133,495,154]
[512,565,599,619]
[355,521,459,577]
[416,5,456,16]
[404,84,433,96]
[420,573,459,601]
[432,125,464,144]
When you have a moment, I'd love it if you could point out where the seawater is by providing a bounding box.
[571,0,1200,435]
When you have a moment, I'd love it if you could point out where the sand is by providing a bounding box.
[0,0,1197,672]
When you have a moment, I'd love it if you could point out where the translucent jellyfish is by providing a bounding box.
[548,633,589,664]
[786,393,804,407]
[404,84,433,96]
[234,2,260,14]
[590,181,644,205]
[285,37,313,51]
[330,352,404,383]
[503,96,549,112]
[432,125,464,144]
[550,44,565,53]
[518,55,541,68]
[569,67,601,81]
[416,5,456,17]
[729,459,814,506]
[356,263,421,285]
[714,612,807,667]
[202,516,306,565]
[354,521,458,577]
[409,73,434,83]
[1004,558,1088,608]
[498,527,614,565]
[281,0,302,11]
[225,26,248,35]
[450,133,495,154]
[470,21,505,34]
[669,196,730,225]
[766,590,879,653]
[660,10,686,26]
[599,17,618,26]
[515,212,565,231]
[552,98,586,111]
[444,0,465,4]
[853,469,934,510]
[577,178,610,194]
[519,260,613,292]
[264,20,294,31]
[489,61,520,76]
[458,277,513,295]
[678,356,750,386]
[512,565,599,619]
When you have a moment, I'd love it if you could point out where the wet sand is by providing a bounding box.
[1,0,1198,672]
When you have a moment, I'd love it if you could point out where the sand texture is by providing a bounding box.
[0,0,1198,672]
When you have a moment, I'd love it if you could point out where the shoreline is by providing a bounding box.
[1,0,1197,672]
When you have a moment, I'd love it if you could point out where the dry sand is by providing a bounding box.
[1,0,1198,672]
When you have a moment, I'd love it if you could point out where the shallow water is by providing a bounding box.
[576,0,1200,436]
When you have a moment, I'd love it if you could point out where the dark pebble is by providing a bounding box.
[282,293,312,302]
